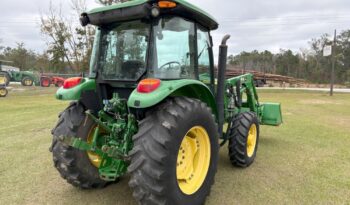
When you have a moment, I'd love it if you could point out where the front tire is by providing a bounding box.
[228,112,260,167]
[50,102,108,188]
[21,77,33,86]
[0,87,8,97]
[128,97,219,205]
[55,80,64,87]
[40,77,51,87]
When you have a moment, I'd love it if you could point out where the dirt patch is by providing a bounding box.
[329,116,350,128]
[299,99,342,105]
[10,88,26,92]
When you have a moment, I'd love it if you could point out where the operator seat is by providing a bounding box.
[121,60,144,80]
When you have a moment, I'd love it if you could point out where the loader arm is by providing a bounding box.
[224,73,282,126]
[226,73,259,112]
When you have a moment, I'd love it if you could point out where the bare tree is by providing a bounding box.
[40,0,95,72]
[70,0,96,71]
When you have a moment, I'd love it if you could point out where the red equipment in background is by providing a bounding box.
[40,75,66,87]
[39,73,83,87]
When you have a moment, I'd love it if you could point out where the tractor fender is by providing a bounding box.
[127,79,218,119]
[56,78,96,100]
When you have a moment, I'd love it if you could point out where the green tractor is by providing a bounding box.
[0,60,39,86]
[51,1,282,204]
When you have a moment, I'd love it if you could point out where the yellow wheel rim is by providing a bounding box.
[246,124,257,157]
[0,88,6,96]
[177,126,211,195]
[86,126,102,168]
[24,79,32,86]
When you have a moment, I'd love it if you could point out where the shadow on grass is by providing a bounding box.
[62,176,137,205]
[259,135,281,146]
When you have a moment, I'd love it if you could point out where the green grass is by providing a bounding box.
[1,86,350,205]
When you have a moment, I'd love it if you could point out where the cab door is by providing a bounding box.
[196,25,214,92]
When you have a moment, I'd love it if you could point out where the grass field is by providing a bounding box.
[1,86,350,205]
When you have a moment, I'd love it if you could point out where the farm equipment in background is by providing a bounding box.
[0,60,14,86]
[50,1,282,204]
[0,73,8,97]
[40,75,66,87]
[224,68,307,87]
[0,60,40,86]
[40,73,85,87]
[0,60,85,88]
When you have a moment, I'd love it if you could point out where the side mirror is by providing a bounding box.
[80,13,90,27]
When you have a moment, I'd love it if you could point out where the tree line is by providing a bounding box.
[0,0,124,73]
[228,30,350,84]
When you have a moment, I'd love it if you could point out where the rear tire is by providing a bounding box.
[0,72,10,86]
[128,97,219,205]
[50,102,108,188]
[228,112,259,167]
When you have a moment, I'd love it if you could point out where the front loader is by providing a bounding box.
[50,1,282,204]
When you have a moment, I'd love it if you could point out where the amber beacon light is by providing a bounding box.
[158,1,177,8]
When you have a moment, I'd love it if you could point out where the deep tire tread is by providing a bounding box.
[228,111,260,168]
[51,102,108,189]
[128,97,218,205]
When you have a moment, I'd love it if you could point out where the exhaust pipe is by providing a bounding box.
[216,35,230,137]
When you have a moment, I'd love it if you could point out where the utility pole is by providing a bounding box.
[330,29,336,96]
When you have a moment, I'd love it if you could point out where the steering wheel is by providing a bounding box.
[159,61,181,71]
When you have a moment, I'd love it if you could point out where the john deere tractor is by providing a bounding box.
[51,1,282,204]
[0,60,39,86]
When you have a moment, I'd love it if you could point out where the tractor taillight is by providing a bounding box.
[63,77,82,89]
[158,1,177,8]
[137,78,161,93]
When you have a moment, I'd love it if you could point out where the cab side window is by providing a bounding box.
[152,17,196,79]
[197,27,211,84]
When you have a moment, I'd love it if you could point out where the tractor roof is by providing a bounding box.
[84,0,218,30]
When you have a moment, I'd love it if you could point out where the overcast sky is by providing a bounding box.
[0,0,349,57]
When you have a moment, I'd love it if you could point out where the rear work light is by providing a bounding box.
[137,78,161,93]
[63,77,82,89]
[158,1,177,8]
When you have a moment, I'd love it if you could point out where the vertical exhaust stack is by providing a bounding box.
[216,35,230,137]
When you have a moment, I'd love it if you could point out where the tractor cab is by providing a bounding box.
[81,0,218,100]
